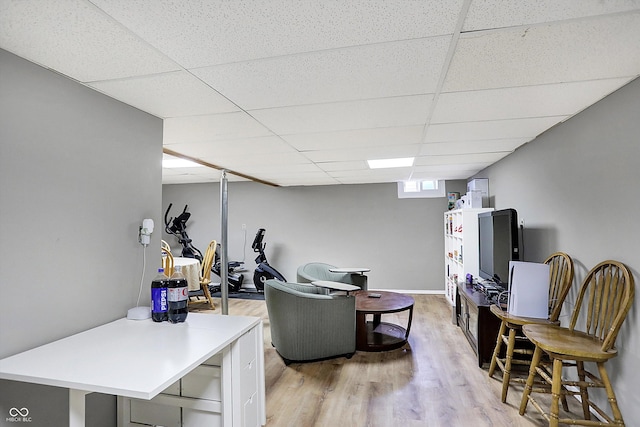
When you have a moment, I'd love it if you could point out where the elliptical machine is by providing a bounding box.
[252,228,286,292]
[164,203,244,292]
[164,203,203,262]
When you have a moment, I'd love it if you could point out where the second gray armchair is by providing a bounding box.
[296,262,368,290]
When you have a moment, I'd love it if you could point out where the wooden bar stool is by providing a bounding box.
[519,260,634,427]
[488,252,574,402]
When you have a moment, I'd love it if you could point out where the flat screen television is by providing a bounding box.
[478,209,520,286]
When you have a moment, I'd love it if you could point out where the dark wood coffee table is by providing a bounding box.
[355,290,414,352]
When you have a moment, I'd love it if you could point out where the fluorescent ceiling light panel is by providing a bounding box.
[162,159,201,168]
[367,157,414,169]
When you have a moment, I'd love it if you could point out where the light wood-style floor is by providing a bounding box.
[192,294,564,427]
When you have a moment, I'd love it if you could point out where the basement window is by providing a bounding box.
[397,180,446,199]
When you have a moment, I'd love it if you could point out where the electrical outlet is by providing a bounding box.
[520,219,525,228]
[242,223,246,230]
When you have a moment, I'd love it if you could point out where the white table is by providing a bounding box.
[329,267,371,275]
[174,256,201,291]
[312,280,360,295]
[0,313,265,427]
[329,267,370,289]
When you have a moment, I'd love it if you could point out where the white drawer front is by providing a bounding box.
[183,408,222,427]
[240,357,258,403]
[130,399,180,427]
[203,353,222,366]
[243,391,259,427]
[163,379,181,396]
[182,364,222,401]
[239,327,257,367]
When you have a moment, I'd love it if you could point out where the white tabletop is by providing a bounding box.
[329,267,371,274]
[173,257,199,267]
[0,313,260,400]
[312,280,360,293]
[173,257,201,291]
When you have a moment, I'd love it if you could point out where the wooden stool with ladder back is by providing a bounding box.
[519,260,634,427]
[488,252,575,403]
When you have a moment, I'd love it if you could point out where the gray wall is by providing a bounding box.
[0,50,162,427]
[163,181,460,292]
[474,77,640,421]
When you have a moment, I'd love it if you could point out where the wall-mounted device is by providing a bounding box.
[139,218,154,247]
[128,218,154,320]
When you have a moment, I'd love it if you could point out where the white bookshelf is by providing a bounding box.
[444,208,493,305]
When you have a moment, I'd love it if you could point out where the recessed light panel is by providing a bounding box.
[367,157,415,169]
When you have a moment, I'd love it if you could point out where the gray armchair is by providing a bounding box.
[264,279,356,364]
[296,262,368,290]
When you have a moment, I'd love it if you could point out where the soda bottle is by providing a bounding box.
[150,268,168,322]
[168,265,188,323]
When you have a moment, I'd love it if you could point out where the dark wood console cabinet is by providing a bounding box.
[456,283,502,368]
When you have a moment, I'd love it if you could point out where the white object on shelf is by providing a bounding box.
[467,179,489,207]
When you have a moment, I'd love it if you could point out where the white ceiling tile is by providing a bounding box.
[164,112,273,144]
[463,0,640,31]
[414,163,494,173]
[208,152,312,168]
[250,96,432,135]
[238,164,323,176]
[424,116,568,143]
[162,168,247,184]
[411,170,481,180]
[164,136,296,159]
[0,0,180,82]
[192,37,450,110]
[420,138,529,156]
[316,161,369,172]
[282,126,425,152]
[415,152,510,166]
[304,145,421,163]
[433,78,633,123]
[333,171,413,184]
[445,12,640,92]
[90,0,463,68]
[88,71,240,118]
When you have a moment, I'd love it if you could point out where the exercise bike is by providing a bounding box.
[252,228,286,292]
[164,203,244,292]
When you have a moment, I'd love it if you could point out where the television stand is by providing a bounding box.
[456,282,503,367]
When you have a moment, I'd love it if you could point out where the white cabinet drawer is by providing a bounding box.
[240,358,258,403]
[163,379,181,396]
[129,399,180,427]
[183,408,222,427]
[203,353,222,366]
[243,392,259,427]
[182,364,222,401]
[239,327,257,367]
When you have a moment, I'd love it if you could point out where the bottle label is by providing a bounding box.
[151,288,168,312]
[168,287,188,302]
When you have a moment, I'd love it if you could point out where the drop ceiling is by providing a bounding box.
[1,1,639,186]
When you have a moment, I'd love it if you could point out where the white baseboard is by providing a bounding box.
[368,289,445,295]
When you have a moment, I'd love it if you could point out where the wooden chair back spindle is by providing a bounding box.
[545,252,575,322]
[568,260,634,351]
[161,249,174,277]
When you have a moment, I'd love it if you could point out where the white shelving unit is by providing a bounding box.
[444,208,493,306]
